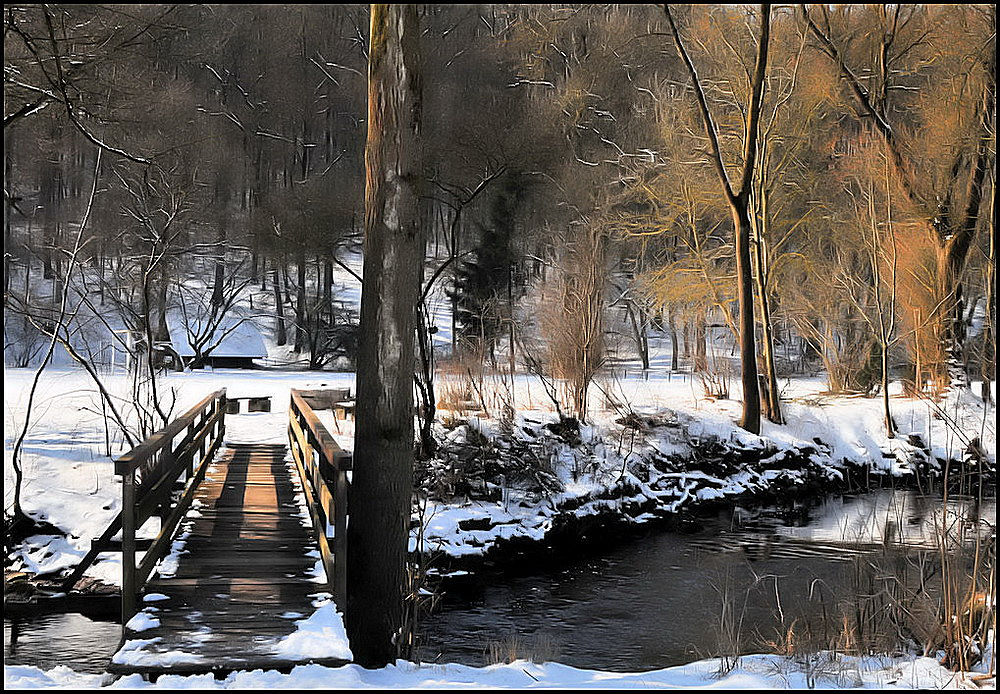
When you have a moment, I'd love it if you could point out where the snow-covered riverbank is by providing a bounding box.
[5,649,994,689]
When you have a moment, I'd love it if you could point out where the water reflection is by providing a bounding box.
[3,613,121,673]
[418,491,995,671]
[774,490,995,548]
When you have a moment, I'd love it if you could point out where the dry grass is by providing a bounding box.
[485,633,562,665]
[754,509,993,678]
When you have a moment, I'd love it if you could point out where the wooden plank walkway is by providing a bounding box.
[108,443,351,677]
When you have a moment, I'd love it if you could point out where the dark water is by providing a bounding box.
[4,612,121,673]
[417,490,995,671]
[4,490,993,674]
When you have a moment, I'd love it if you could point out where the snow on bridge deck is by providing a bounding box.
[108,443,351,677]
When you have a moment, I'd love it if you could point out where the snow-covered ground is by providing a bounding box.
[4,365,996,581]
[5,649,995,689]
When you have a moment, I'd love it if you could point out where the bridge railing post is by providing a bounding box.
[157,446,175,520]
[121,467,137,625]
[186,421,198,480]
[333,465,348,605]
[217,393,227,444]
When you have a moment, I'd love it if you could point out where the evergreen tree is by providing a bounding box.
[450,175,526,355]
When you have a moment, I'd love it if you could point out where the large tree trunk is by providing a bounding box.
[929,63,993,393]
[934,76,993,388]
[733,204,762,432]
[347,3,423,668]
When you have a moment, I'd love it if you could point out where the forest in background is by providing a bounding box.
[5,4,995,429]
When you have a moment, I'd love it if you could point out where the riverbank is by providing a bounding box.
[5,648,995,689]
[412,387,995,575]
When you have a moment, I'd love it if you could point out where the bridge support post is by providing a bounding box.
[121,468,137,626]
[187,422,197,479]
[333,470,348,604]
[157,448,175,520]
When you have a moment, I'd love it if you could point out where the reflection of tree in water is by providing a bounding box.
[8,618,22,655]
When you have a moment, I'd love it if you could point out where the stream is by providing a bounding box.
[415,490,995,671]
[4,490,994,674]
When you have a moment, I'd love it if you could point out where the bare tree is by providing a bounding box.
[175,260,256,368]
[542,222,607,423]
[800,4,996,390]
[840,170,901,437]
[664,3,773,433]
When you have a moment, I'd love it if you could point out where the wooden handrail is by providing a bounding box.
[288,389,350,604]
[114,390,223,475]
[63,389,227,627]
[289,390,352,471]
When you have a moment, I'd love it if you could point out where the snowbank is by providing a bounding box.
[272,594,352,662]
[4,651,989,689]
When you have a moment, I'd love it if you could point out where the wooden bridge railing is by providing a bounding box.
[63,389,227,622]
[288,389,352,604]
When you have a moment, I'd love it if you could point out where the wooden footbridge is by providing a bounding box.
[63,389,354,677]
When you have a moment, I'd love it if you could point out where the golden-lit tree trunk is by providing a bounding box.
[752,225,782,424]
[346,3,423,668]
[933,77,994,388]
[732,203,763,432]
[749,151,783,425]
[983,181,995,404]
